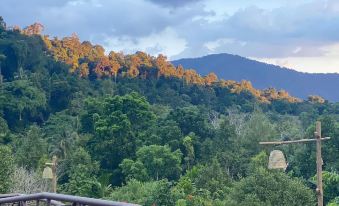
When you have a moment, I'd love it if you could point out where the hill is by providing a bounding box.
[172,53,339,102]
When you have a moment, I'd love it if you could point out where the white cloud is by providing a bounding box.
[104,27,187,58]
[293,47,302,54]
[252,43,339,73]
[204,38,235,51]
[204,38,247,52]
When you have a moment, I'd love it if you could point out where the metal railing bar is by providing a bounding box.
[0,194,21,198]
[0,193,44,203]
[0,193,140,206]
[41,193,139,206]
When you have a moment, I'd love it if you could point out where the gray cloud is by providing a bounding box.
[146,0,202,7]
[1,0,339,62]
[173,0,339,59]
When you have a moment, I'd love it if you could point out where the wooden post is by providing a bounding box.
[315,121,323,206]
[52,156,57,193]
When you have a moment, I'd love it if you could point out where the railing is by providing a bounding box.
[0,192,140,206]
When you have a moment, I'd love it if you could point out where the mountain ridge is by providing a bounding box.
[172,53,339,102]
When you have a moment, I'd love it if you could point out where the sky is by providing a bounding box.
[1,0,339,73]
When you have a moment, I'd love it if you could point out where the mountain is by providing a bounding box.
[172,53,339,102]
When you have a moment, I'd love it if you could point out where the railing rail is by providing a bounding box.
[0,192,140,206]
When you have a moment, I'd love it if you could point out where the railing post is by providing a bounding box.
[47,199,51,206]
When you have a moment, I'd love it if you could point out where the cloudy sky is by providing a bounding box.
[1,0,339,73]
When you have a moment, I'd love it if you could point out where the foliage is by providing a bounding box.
[0,80,46,127]
[13,125,47,170]
[82,93,156,180]
[311,171,339,204]
[108,179,175,206]
[228,168,316,206]
[327,197,339,206]
[120,159,149,182]
[0,145,14,193]
[122,145,182,181]
[62,164,102,198]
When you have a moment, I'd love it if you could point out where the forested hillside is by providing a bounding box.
[0,19,338,205]
[172,53,339,102]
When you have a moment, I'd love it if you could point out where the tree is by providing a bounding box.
[0,116,10,143]
[0,145,14,193]
[172,159,231,205]
[204,72,218,85]
[312,171,339,204]
[49,77,72,112]
[58,147,99,185]
[108,179,175,206]
[0,53,6,84]
[79,62,89,77]
[183,135,195,170]
[168,106,211,138]
[192,159,231,199]
[155,54,171,78]
[44,112,79,158]
[0,16,6,30]
[215,118,236,151]
[327,197,339,206]
[176,64,185,78]
[60,147,101,197]
[22,23,44,35]
[183,69,204,85]
[94,56,111,77]
[126,55,141,78]
[83,93,155,176]
[240,111,277,156]
[308,95,325,104]
[62,164,101,198]
[145,119,183,149]
[0,80,46,122]
[228,169,316,206]
[135,145,182,180]
[108,51,122,82]
[14,125,48,170]
[87,105,134,172]
[120,159,149,182]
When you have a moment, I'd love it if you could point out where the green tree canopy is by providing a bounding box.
[14,125,47,170]
[228,169,316,206]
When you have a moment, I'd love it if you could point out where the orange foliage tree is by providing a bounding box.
[22,23,44,35]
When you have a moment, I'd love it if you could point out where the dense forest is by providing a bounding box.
[0,18,338,206]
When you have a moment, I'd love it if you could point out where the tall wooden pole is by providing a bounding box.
[315,121,323,206]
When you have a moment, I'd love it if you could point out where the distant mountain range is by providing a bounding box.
[172,53,339,102]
